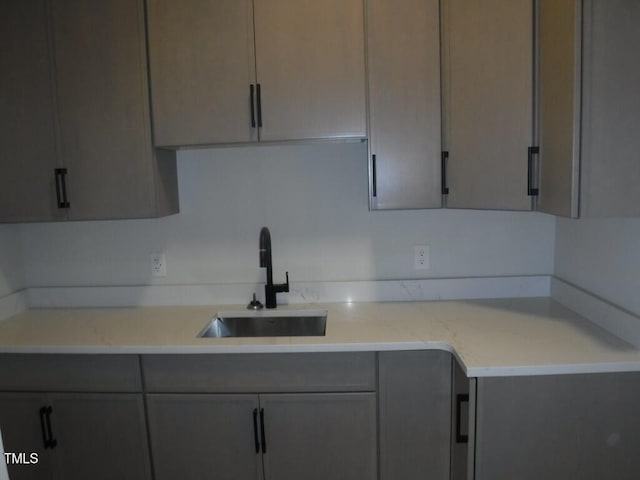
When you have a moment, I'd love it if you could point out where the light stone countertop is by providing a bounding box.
[1,297,639,377]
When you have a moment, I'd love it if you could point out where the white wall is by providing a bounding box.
[18,143,555,288]
[555,217,640,316]
[0,225,25,297]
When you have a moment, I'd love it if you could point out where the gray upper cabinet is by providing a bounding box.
[146,0,257,146]
[0,0,60,223]
[579,0,640,217]
[538,0,640,218]
[0,0,178,223]
[147,0,366,147]
[442,0,534,211]
[253,0,366,142]
[537,0,581,217]
[51,0,178,221]
[367,0,442,210]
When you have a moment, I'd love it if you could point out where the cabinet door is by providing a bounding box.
[253,0,366,141]
[450,358,470,480]
[367,0,442,210]
[50,0,160,220]
[0,394,53,480]
[474,373,640,480]
[260,393,377,480]
[0,0,61,223]
[146,394,262,480]
[577,0,640,217]
[537,0,581,218]
[147,0,257,146]
[378,351,451,480]
[442,0,534,210]
[49,393,151,480]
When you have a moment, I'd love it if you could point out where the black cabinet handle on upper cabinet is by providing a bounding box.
[253,408,260,453]
[259,408,266,454]
[441,151,450,195]
[250,85,256,128]
[371,154,377,198]
[256,84,263,128]
[455,394,469,444]
[527,146,540,196]
[54,168,70,209]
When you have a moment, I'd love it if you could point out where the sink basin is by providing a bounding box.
[198,309,327,338]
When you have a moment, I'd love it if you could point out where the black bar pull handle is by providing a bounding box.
[441,151,450,195]
[256,84,263,128]
[54,168,70,209]
[528,146,540,196]
[45,406,57,449]
[455,394,469,444]
[252,408,260,453]
[39,406,50,449]
[371,154,377,198]
[259,408,266,454]
[250,85,256,128]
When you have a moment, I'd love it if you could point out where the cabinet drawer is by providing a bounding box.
[0,354,142,392]
[142,352,376,393]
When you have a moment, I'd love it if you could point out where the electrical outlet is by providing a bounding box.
[151,253,167,277]
[414,245,430,270]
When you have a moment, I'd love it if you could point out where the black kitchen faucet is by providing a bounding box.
[259,227,289,308]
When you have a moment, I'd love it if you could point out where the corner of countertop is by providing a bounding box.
[0,290,29,323]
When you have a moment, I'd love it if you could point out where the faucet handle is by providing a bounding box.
[284,271,290,292]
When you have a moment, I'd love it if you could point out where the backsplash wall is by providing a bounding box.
[555,217,640,316]
[0,225,25,297]
[18,143,555,288]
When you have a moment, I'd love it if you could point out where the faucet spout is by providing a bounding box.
[259,227,289,309]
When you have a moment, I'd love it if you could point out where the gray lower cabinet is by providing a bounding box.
[450,357,470,480]
[148,392,376,480]
[0,354,151,480]
[146,394,262,480]
[259,393,376,480]
[142,353,377,480]
[0,393,151,480]
[471,372,640,480]
[378,350,452,480]
[0,394,55,480]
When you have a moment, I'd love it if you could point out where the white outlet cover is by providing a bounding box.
[151,253,167,277]
[414,245,430,271]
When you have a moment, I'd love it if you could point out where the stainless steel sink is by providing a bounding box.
[198,309,327,338]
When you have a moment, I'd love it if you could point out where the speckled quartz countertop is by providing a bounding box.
[1,297,639,377]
